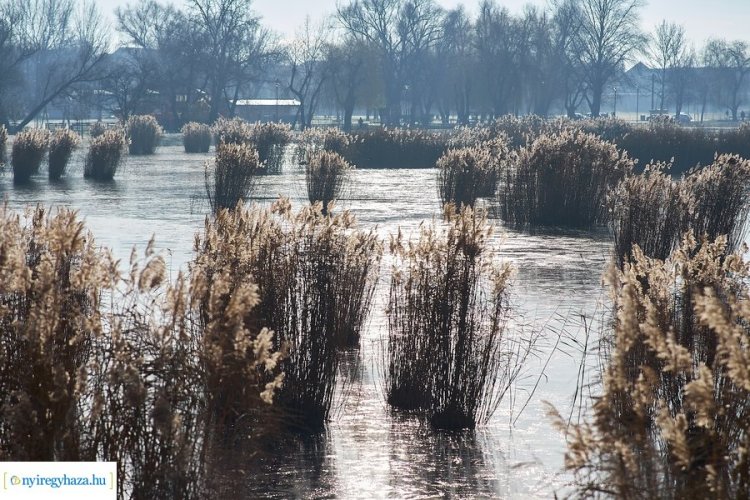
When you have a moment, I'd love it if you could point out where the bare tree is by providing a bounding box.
[649,20,688,112]
[337,0,442,125]
[571,0,646,117]
[287,17,331,130]
[325,37,378,131]
[703,38,750,121]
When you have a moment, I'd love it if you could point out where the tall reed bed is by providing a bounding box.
[182,122,212,153]
[553,236,750,498]
[500,130,633,228]
[0,207,283,498]
[205,143,261,213]
[48,128,80,180]
[297,127,350,162]
[250,122,292,174]
[89,121,107,138]
[84,129,127,180]
[11,128,50,182]
[305,151,351,214]
[0,125,7,168]
[344,128,447,168]
[126,114,162,155]
[610,154,750,265]
[213,118,292,173]
[437,147,494,208]
[195,200,381,430]
[386,206,523,429]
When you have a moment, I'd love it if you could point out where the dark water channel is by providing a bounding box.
[2,135,613,498]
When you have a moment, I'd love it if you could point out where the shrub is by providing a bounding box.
[205,143,261,213]
[609,162,687,266]
[499,130,633,228]
[195,199,381,430]
[0,207,283,497]
[84,129,127,180]
[344,127,447,168]
[182,122,212,153]
[249,122,293,174]
[386,205,523,429]
[89,121,107,138]
[0,125,7,168]
[126,114,162,155]
[554,235,750,498]
[48,128,80,180]
[305,151,352,214]
[11,128,50,182]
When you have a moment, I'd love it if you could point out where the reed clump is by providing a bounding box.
[682,154,750,254]
[126,114,162,155]
[205,143,261,213]
[305,151,352,214]
[89,121,107,138]
[0,207,283,497]
[609,161,687,266]
[84,129,127,180]
[344,127,447,168]
[500,130,633,228]
[212,117,253,147]
[554,235,750,499]
[297,127,351,163]
[182,122,212,153]
[195,200,381,430]
[11,128,50,182]
[437,147,494,208]
[48,128,80,180]
[386,205,521,429]
[249,122,292,174]
[0,125,7,168]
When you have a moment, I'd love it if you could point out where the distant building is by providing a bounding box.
[235,99,300,123]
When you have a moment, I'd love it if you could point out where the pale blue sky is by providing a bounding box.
[97,0,750,47]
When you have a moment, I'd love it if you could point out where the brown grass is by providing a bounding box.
[305,151,352,214]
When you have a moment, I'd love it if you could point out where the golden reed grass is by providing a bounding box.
[11,128,50,182]
[84,129,127,180]
[305,150,352,214]
[126,115,163,155]
[552,235,750,498]
[48,128,80,180]
[182,122,212,153]
[386,205,527,429]
[0,206,283,498]
[195,199,381,430]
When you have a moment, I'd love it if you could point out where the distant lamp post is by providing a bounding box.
[613,87,618,117]
[636,85,639,121]
[275,80,280,121]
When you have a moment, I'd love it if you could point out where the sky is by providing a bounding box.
[97,0,750,48]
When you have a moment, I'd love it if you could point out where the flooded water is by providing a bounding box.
[2,135,613,498]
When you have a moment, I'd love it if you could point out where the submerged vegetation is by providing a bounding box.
[182,122,212,153]
[84,129,127,180]
[11,128,50,182]
[48,129,80,180]
[386,205,525,429]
